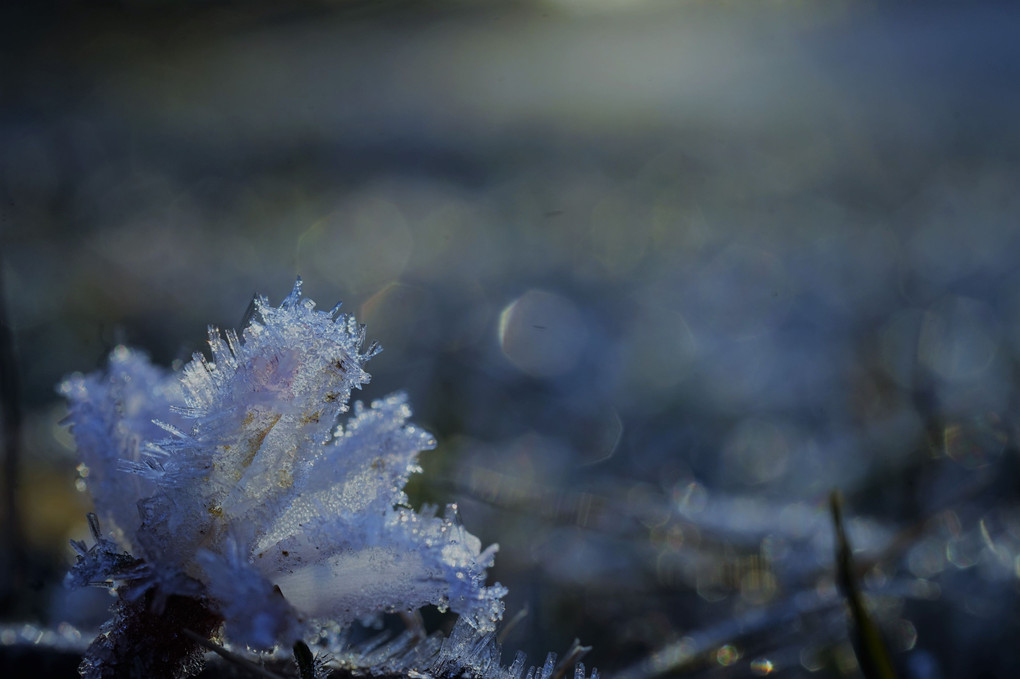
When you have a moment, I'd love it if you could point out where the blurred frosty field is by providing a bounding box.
[3,1,1020,677]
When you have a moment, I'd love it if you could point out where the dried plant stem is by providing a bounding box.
[551,640,591,679]
[0,258,25,611]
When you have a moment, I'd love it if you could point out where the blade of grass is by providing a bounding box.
[829,491,898,679]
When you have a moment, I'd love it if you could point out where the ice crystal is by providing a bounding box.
[321,617,598,679]
[61,280,505,674]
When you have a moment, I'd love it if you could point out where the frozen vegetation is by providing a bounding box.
[4,2,1020,678]
[60,281,529,678]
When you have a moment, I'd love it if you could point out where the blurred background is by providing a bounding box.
[3,0,1020,677]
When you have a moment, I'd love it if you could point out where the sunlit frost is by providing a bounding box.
[61,279,505,651]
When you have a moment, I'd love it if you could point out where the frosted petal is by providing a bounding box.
[267,505,504,632]
[59,348,187,553]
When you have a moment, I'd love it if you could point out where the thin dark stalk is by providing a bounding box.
[0,258,25,611]
[830,491,898,679]
[551,640,591,679]
[496,607,528,645]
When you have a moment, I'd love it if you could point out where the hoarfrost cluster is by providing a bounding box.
[324,617,597,679]
[61,280,506,673]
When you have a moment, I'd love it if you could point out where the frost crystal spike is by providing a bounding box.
[61,280,505,674]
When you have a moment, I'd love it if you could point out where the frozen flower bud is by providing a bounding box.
[62,279,504,667]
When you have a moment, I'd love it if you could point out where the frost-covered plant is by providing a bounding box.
[61,280,505,678]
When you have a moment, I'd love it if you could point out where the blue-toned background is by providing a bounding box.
[3,1,1020,677]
